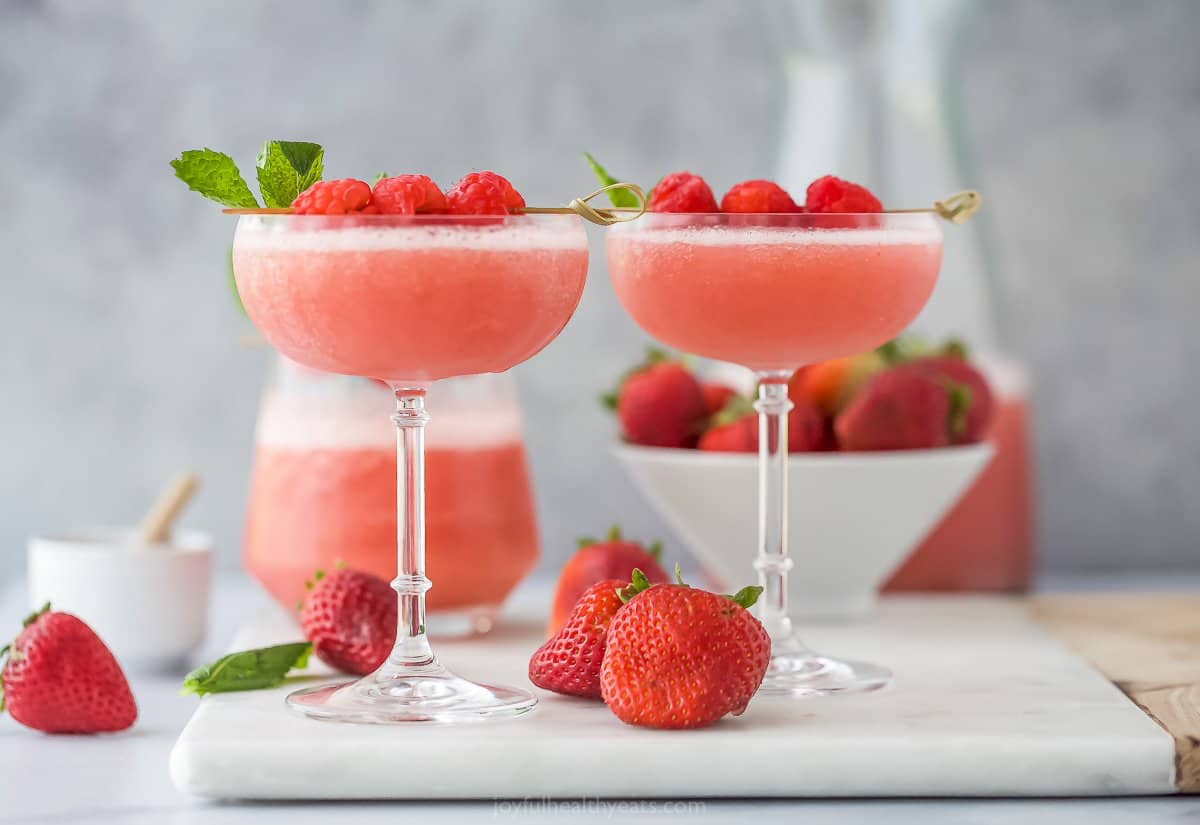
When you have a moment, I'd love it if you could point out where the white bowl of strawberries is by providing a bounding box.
[610,341,995,620]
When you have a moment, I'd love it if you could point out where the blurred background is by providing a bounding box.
[2,0,1198,591]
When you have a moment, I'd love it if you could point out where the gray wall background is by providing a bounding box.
[2,0,1197,587]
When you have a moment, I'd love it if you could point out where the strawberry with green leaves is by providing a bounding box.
[548,526,669,636]
[530,578,625,699]
[1,604,137,734]
[604,349,708,449]
[600,569,770,729]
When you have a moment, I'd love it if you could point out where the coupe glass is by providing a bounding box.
[233,213,589,722]
[607,211,943,694]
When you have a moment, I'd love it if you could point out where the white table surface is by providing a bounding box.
[2,572,1198,825]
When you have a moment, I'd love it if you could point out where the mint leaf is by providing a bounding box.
[583,152,641,208]
[256,141,324,208]
[181,642,312,696]
[171,149,259,209]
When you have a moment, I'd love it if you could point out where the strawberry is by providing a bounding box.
[604,349,708,448]
[530,578,625,699]
[907,354,994,444]
[700,382,739,417]
[600,570,770,729]
[699,394,824,453]
[1,603,136,733]
[698,413,757,452]
[300,568,396,676]
[789,351,888,417]
[547,526,669,636]
[835,366,972,451]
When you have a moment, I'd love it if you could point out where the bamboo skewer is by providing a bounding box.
[222,185,981,226]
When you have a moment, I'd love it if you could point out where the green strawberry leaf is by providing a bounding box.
[583,152,641,208]
[604,525,623,542]
[181,642,312,696]
[726,585,764,610]
[171,149,259,209]
[256,140,324,208]
[945,381,973,437]
[616,568,654,604]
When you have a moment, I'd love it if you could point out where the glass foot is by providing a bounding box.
[286,661,536,724]
[759,635,891,696]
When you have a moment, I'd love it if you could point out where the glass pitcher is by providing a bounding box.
[243,356,539,635]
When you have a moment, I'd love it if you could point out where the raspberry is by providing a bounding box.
[648,171,719,213]
[445,171,524,215]
[373,174,447,215]
[804,175,883,213]
[291,179,373,214]
[720,179,801,213]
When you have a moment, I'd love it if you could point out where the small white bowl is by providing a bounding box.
[27,528,213,672]
[614,444,993,621]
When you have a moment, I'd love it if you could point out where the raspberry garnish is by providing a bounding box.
[720,180,802,213]
[804,175,883,213]
[648,171,719,213]
[445,171,524,215]
[373,174,447,215]
[291,179,373,214]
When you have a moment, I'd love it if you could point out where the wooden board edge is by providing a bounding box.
[1031,593,1200,793]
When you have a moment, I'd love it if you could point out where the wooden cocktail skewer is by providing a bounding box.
[138,472,199,546]
[222,185,981,226]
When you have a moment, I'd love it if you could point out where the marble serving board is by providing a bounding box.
[170,596,1176,800]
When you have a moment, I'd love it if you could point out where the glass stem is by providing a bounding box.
[390,389,435,667]
[753,375,794,641]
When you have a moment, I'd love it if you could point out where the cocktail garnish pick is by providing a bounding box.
[219,181,649,225]
[887,189,982,224]
[138,472,199,546]
[522,182,648,226]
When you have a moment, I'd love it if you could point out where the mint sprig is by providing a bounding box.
[583,152,641,208]
[181,642,312,696]
[170,149,259,209]
[256,141,324,208]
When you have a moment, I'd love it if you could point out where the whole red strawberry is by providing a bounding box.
[292,178,373,214]
[699,395,824,453]
[805,175,883,213]
[1,604,136,733]
[300,568,397,675]
[373,174,447,214]
[648,171,719,213]
[547,526,669,635]
[908,354,994,444]
[530,578,625,699]
[601,571,770,729]
[606,349,708,448]
[835,366,965,451]
[720,180,801,213]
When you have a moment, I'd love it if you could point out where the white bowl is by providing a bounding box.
[614,444,993,621]
[28,528,213,672]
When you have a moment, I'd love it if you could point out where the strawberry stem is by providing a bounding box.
[22,602,50,629]
[646,540,663,563]
[605,525,623,542]
[616,568,654,604]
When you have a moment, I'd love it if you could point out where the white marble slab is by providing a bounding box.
[169,596,1175,800]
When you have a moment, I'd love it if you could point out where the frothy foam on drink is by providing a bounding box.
[235,221,584,252]
[613,225,941,247]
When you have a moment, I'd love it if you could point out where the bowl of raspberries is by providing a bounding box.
[607,339,995,620]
